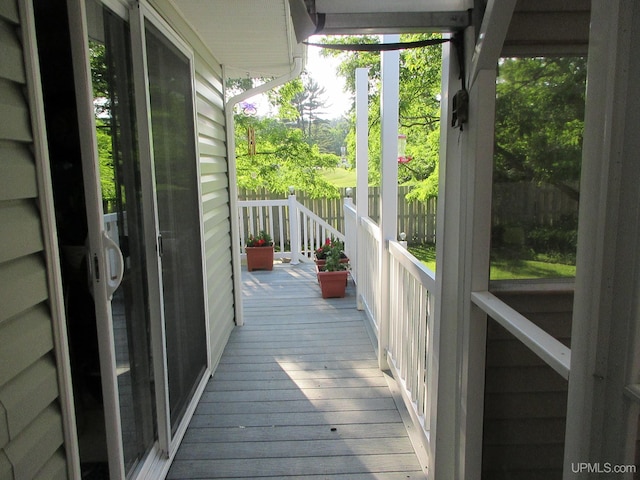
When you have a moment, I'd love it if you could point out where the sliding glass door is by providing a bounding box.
[144,20,208,433]
[86,0,157,475]
[69,1,209,477]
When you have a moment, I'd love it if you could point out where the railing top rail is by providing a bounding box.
[389,240,436,291]
[238,199,289,207]
[344,202,356,217]
[360,215,380,238]
[297,202,344,240]
[471,290,571,380]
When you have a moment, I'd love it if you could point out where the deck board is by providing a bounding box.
[168,263,427,479]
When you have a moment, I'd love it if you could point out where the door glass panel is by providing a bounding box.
[87,1,156,473]
[144,20,208,432]
[491,56,585,281]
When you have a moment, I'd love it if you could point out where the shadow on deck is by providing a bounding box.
[168,262,427,479]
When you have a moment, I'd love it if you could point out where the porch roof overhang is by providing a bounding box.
[169,0,590,81]
[289,0,590,57]
[171,0,306,78]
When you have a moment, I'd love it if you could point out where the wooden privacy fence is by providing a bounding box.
[238,186,438,244]
[492,182,578,227]
[239,182,577,244]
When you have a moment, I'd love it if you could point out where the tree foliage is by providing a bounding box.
[320,34,443,199]
[291,75,328,136]
[494,57,586,200]
[326,40,585,204]
[232,71,350,197]
[235,114,341,198]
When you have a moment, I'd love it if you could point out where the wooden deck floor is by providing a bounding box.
[167,262,427,479]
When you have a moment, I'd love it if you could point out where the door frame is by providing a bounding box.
[67,1,128,477]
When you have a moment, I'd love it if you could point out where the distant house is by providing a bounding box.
[1,1,638,479]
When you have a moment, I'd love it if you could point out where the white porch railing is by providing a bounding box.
[344,198,436,455]
[387,240,436,434]
[345,200,382,334]
[237,195,344,263]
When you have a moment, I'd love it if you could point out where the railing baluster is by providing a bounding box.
[237,198,342,262]
[278,205,285,254]
[268,206,275,247]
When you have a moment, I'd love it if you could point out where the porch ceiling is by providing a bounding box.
[171,0,590,81]
[292,0,590,56]
[171,0,305,78]
[503,0,591,56]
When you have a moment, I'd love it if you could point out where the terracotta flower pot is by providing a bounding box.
[317,270,349,298]
[246,246,274,271]
[315,257,349,272]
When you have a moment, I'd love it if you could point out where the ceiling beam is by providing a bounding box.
[502,10,590,56]
[317,11,471,35]
[468,0,517,88]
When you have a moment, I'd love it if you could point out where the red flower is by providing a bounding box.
[246,230,272,247]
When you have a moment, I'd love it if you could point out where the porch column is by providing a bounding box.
[431,34,497,479]
[378,34,400,370]
[355,67,369,310]
[564,0,640,474]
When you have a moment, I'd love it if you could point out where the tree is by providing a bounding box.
[320,34,443,199]
[229,70,350,197]
[291,75,330,137]
[313,118,350,157]
[494,57,586,201]
[234,114,340,198]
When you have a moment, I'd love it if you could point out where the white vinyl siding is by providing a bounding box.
[194,54,236,370]
[0,1,68,479]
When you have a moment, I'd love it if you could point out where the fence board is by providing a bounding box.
[237,182,577,245]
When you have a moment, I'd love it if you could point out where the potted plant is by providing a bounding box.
[315,238,348,271]
[317,243,350,298]
[245,231,274,271]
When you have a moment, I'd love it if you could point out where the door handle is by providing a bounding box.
[102,230,125,300]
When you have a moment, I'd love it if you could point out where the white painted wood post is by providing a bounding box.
[288,190,300,264]
[430,36,464,480]
[378,34,400,370]
[564,0,640,474]
[459,67,496,480]
[355,67,369,311]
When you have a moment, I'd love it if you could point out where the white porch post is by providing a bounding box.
[355,67,369,310]
[378,35,400,370]
[564,0,640,474]
[430,37,464,480]
[459,67,496,480]
[431,35,498,480]
[288,190,300,264]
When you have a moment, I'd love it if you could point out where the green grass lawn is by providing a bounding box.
[408,244,576,280]
[320,168,357,188]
